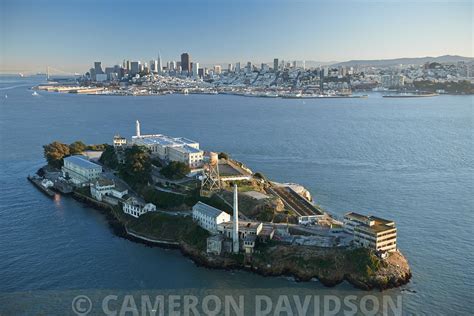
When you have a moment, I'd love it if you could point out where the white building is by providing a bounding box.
[122,197,156,218]
[192,201,231,233]
[113,135,127,148]
[90,178,128,202]
[168,145,204,168]
[344,212,397,253]
[62,155,102,186]
[131,121,204,168]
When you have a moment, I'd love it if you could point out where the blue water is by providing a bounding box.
[0,77,473,314]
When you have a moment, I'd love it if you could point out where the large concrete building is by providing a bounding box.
[62,155,102,186]
[192,201,231,233]
[131,120,204,168]
[180,53,191,73]
[344,212,397,253]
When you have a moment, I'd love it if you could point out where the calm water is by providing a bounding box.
[0,77,472,314]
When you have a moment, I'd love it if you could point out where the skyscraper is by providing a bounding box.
[180,53,191,73]
[193,62,199,77]
[94,62,103,74]
[235,62,240,73]
[130,61,140,76]
[150,60,158,73]
[157,53,162,74]
[273,58,279,72]
[169,61,176,71]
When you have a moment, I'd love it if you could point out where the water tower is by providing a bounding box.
[200,152,221,197]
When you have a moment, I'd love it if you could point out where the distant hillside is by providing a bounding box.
[331,55,474,67]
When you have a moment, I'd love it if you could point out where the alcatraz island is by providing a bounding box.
[29,120,411,290]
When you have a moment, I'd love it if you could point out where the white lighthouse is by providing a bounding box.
[136,120,141,137]
[232,184,239,253]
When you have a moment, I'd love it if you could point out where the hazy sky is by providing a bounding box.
[1,0,472,73]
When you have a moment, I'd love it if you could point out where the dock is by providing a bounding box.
[27,175,56,198]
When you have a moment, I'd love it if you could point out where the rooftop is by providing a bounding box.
[64,155,102,170]
[171,145,203,154]
[133,134,200,149]
[193,201,228,218]
[344,212,369,222]
[175,137,199,145]
[95,177,115,187]
[346,212,396,234]
[218,220,262,231]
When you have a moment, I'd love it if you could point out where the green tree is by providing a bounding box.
[69,141,87,155]
[159,161,190,180]
[99,144,119,169]
[86,144,107,151]
[43,141,70,168]
[120,145,152,187]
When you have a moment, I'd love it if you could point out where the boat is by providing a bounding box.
[32,91,39,96]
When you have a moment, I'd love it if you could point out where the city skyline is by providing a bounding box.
[1,0,472,73]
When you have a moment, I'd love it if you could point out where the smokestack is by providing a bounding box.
[232,184,239,253]
[136,120,141,137]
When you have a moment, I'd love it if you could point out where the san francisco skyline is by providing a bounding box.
[1,0,472,74]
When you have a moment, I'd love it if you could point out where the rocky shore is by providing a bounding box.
[72,191,411,291]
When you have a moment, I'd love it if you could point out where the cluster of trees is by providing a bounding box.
[43,140,105,168]
[159,161,190,180]
[99,145,119,169]
[119,145,152,188]
[413,80,473,94]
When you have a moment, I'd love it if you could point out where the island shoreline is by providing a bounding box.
[69,185,411,291]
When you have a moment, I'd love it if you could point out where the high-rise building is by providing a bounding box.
[228,64,233,72]
[180,53,191,73]
[273,58,279,72]
[246,62,252,73]
[235,62,240,73]
[150,60,157,73]
[214,65,221,75]
[157,53,162,74]
[169,61,176,71]
[130,61,140,76]
[94,62,103,75]
[193,62,199,77]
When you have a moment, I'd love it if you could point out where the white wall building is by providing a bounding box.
[62,155,102,186]
[130,121,204,168]
[344,212,397,253]
[168,145,204,168]
[122,198,156,218]
[192,201,231,233]
[90,178,128,202]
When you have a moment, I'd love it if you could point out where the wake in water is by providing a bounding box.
[0,83,34,91]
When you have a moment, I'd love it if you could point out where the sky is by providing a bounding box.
[1,0,472,74]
